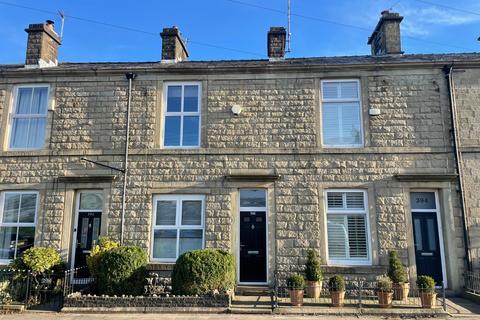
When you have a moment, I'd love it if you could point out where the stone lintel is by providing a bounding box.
[57,175,116,183]
[394,173,457,182]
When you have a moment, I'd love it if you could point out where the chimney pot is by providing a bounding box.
[267,26,287,60]
[24,20,61,67]
[160,27,189,62]
[368,11,403,56]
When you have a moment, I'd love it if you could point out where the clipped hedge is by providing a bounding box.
[172,249,235,295]
[97,246,148,296]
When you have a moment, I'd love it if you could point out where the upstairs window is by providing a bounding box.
[9,86,49,150]
[0,191,38,262]
[321,80,363,147]
[163,83,201,148]
[325,190,371,265]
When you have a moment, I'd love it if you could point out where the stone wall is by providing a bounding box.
[454,68,480,271]
[0,65,467,289]
[63,293,230,309]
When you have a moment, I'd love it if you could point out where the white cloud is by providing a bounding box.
[403,6,480,26]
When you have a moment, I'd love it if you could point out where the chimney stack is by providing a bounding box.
[368,10,403,56]
[25,20,61,67]
[267,27,287,60]
[160,27,189,62]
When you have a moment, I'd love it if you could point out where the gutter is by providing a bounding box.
[120,72,137,245]
[443,65,472,271]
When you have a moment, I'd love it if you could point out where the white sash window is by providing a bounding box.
[9,86,49,150]
[321,80,363,147]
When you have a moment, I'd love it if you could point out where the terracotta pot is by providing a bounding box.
[393,282,410,301]
[306,280,322,299]
[377,291,393,308]
[330,291,345,307]
[419,292,437,308]
[289,289,304,306]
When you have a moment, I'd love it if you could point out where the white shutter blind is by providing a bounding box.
[340,81,359,99]
[346,192,364,209]
[322,102,340,145]
[347,215,368,258]
[327,216,348,259]
[322,82,340,99]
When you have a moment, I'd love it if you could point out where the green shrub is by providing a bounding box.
[97,246,148,296]
[172,249,235,295]
[0,280,12,305]
[305,249,323,282]
[287,273,305,290]
[12,247,61,274]
[87,237,120,279]
[416,275,436,293]
[377,276,393,292]
[387,250,408,284]
[328,275,345,292]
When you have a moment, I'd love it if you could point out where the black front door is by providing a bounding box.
[240,211,267,283]
[412,212,443,284]
[74,211,101,274]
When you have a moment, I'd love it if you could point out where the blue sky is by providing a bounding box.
[0,0,479,63]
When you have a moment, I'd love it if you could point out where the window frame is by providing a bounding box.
[324,189,372,266]
[161,82,202,149]
[151,194,205,263]
[0,191,39,264]
[320,79,364,148]
[8,84,50,151]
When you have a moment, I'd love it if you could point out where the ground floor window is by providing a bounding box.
[325,189,371,265]
[0,191,38,262]
[151,195,205,262]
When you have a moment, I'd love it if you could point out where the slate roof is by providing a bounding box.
[1,53,480,72]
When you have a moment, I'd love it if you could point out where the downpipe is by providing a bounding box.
[120,72,137,245]
[443,65,472,271]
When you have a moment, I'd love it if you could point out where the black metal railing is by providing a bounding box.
[464,271,480,295]
[271,274,447,311]
[0,266,92,311]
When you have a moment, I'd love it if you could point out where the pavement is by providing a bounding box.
[0,314,441,320]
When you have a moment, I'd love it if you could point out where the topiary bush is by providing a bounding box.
[287,273,305,290]
[417,275,436,293]
[87,237,120,279]
[328,275,346,292]
[305,249,323,282]
[97,245,148,296]
[172,249,235,296]
[387,250,408,284]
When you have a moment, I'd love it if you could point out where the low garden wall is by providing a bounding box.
[63,293,231,311]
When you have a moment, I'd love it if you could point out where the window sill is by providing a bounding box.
[323,265,386,274]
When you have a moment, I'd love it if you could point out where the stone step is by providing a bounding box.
[235,286,271,296]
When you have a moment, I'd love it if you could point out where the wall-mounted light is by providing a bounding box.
[231,104,242,116]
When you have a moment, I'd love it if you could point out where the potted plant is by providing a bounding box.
[387,250,409,301]
[305,249,323,299]
[328,275,346,307]
[376,276,393,308]
[417,275,436,308]
[287,273,305,306]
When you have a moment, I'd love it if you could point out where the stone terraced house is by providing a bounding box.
[0,11,480,294]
